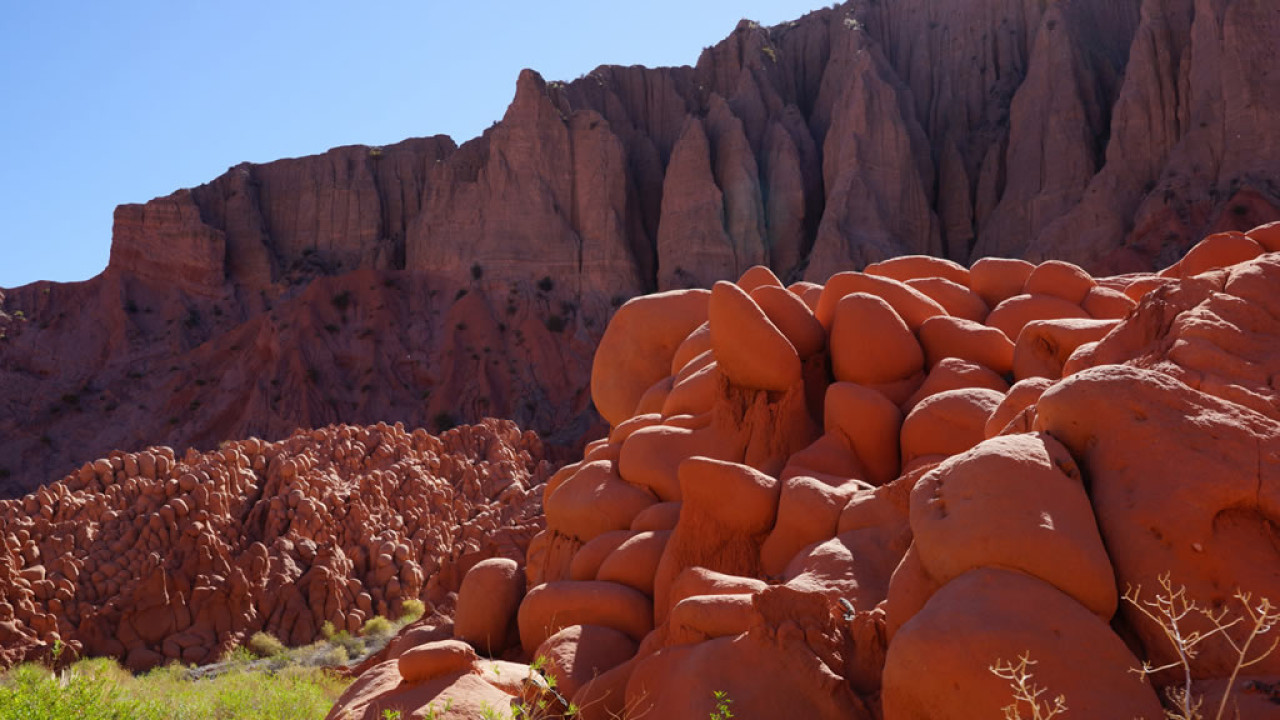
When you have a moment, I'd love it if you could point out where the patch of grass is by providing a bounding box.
[0,656,348,720]
[537,276,554,293]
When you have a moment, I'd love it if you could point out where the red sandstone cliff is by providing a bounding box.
[2,0,1277,496]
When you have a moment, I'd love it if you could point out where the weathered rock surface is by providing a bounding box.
[5,0,1279,498]
[0,419,549,670]
[329,228,1280,719]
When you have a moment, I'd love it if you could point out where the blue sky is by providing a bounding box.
[0,0,832,288]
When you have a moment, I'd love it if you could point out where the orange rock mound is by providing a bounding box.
[331,224,1280,720]
[0,419,550,671]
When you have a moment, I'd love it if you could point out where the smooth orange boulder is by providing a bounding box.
[661,360,719,417]
[829,293,923,387]
[735,264,783,292]
[569,531,635,581]
[1081,284,1136,319]
[672,348,714,383]
[816,272,947,331]
[883,568,1163,720]
[626,626,871,720]
[782,433,867,483]
[607,413,663,445]
[596,530,669,595]
[453,558,525,655]
[1023,259,1096,304]
[633,376,673,416]
[823,382,902,485]
[899,388,1004,466]
[969,256,1034,308]
[866,255,971,287]
[1178,231,1264,277]
[908,433,1117,618]
[397,639,478,684]
[651,458,779,622]
[1246,220,1280,252]
[917,315,1014,375]
[785,524,911,611]
[629,502,681,532]
[617,423,742,502]
[750,284,826,357]
[678,457,780,536]
[534,624,637,701]
[517,581,654,653]
[760,475,864,576]
[708,281,802,392]
[1011,318,1118,381]
[1035,364,1280,678]
[544,460,658,542]
[670,322,712,375]
[904,276,988,322]
[985,293,1090,342]
[1119,274,1173,302]
[667,593,756,645]
[903,357,1009,411]
[591,289,709,426]
[984,377,1053,438]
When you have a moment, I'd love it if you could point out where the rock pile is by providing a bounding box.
[329,222,1280,719]
[0,419,550,671]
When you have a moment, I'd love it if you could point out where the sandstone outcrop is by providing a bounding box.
[5,0,1279,500]
[0,419,549,670]
[329,225,1280,719]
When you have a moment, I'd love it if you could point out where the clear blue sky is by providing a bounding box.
[0,0,832,288]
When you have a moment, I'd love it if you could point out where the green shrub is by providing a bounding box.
[246,631,286,658]
[400,599,426,624]
[361,616,394,638]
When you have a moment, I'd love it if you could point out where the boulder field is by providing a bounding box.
[329,222,1280,719]
[0,419,550,671]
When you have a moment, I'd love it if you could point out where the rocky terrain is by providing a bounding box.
[3,0,1278,497]
[0,418,549,672]
[326,222,1280,719]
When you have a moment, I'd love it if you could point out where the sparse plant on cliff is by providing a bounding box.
[472,263,485,280]
[1125,573,1280,720]
[989,653,1066,720]
[709,689,735,720]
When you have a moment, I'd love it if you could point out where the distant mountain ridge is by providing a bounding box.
[1,0,1277,496]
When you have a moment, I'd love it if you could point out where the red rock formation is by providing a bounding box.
[0,419,549,671]
[5,0,1279,499]
[329,226,1280,719]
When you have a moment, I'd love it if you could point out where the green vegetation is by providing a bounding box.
[709,690,735,720]
[537,276,555,293]
[0,656,348,720]
[0,607,439,720]
[247,631,287,659]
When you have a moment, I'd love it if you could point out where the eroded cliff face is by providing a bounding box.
[2,0,1277,496]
